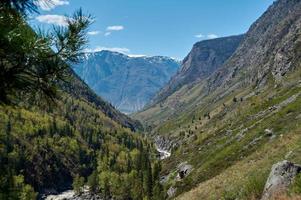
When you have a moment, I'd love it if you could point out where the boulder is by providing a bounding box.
[176,162,193,180]
[264,129,274,137]
[261,160,301,200]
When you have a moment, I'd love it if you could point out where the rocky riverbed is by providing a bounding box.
[42,185,106,200]
[154,136,173,160]
[157,146,171,160]
[43,189,103,200]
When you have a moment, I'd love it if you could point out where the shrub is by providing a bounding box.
[290,173,301,194]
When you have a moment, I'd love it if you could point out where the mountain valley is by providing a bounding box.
[135,0,301,199]
[1,0,301,199]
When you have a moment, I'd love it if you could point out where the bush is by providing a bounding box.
[221,173,267,200]
[72,175,85,195]
[291,173,301,194]
[87,171,98,193]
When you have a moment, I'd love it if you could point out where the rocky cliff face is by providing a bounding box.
[152,35,244,104]
[136,0,301,126]
[206,0,301,93]
[73,51,180,114]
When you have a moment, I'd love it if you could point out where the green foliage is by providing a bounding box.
[242,174,266,198]
[72,174,85,195]
[95,140,161,199]
[0,1,92,104]
[0,97,163,199]
[1,0,39,15]
[0,1,159,200]
[153,181,165,200]
[221,173,267,200]
[291,173,301,194]
[0,174,37,200]
[87,171,98,194]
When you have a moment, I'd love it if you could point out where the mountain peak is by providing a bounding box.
[74,51,180,113]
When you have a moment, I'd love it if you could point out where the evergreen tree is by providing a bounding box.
[143,160,153,198]
[98,171,110,199]
[72,174,85,195]
[0,0,93,104]
[152,181,164,200]
[87,171,98,194]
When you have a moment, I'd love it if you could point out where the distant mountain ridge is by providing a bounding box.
[73,50,180,113]
[63,68,142,131]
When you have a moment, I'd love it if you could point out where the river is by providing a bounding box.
[44,190,75,200]
[156,146,171,160]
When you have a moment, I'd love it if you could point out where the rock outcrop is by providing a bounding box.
[206,0,301,92]
[176,162,193,180]
[261,160,301,200]
[137,0,301,125]
[152,35,244,104]
[154,136,174,151]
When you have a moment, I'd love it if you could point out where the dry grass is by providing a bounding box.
[273,195,301,200]
[175,128,301,200]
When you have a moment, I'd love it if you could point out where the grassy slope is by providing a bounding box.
[133,1,301,198]
[176,126,301,200]
[152,66,301,199]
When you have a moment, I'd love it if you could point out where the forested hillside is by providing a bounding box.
[2,0,301,199]
[0,1,162,199]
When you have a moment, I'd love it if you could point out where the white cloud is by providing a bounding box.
[36,0,69,11]
[87,31,100,35]
[106,25,124,31]
[128,54,147,58]
[104,32,111,37]
[36,14,68,26]
[195,33,204,38]
[85,46,130,54]
[207,34,218,39]
[84,47,148,57]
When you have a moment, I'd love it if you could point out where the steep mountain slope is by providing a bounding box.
[0,9,162,200]
[0,65,156,196]
[135,0,301,199]
[73,51,180,114]
[135,0,301,129]
[204,0,301,94]
[63,69,142,131]
[151,35,244,105]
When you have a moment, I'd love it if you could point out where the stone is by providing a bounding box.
[176,162,193,180]
[264,129,274,137]
[261,160,301,200]
[167,186,177,198]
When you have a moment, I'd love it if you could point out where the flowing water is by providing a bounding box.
[156,146,171,160]
[44,190,75,200]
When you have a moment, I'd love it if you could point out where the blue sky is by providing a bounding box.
[32,0,275,59]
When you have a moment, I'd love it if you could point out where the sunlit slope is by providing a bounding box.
[134,0,301,198]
